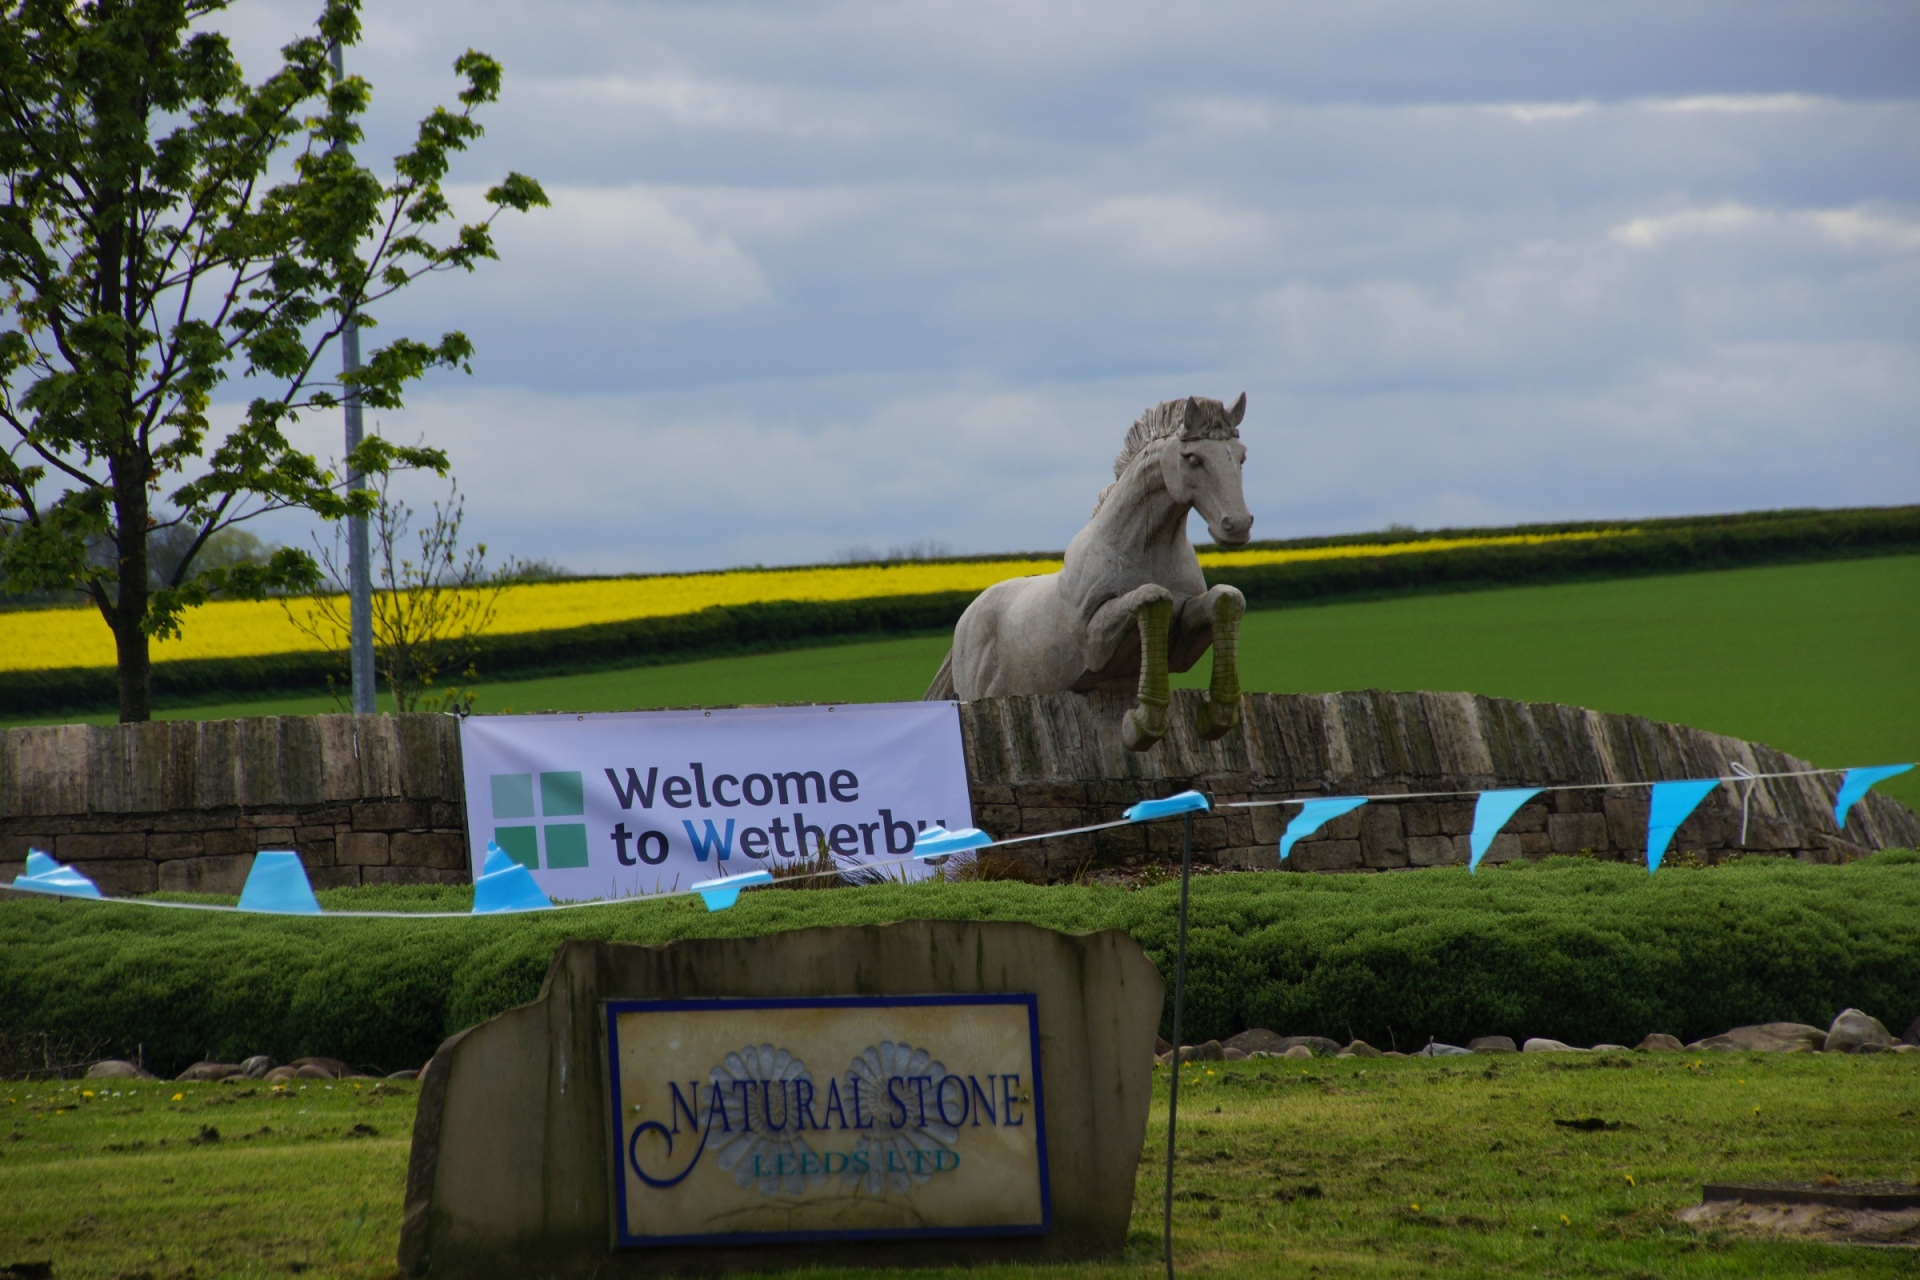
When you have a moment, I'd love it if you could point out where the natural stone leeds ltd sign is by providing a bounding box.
[608,995,1048,1245]
[399,921,1160,1277]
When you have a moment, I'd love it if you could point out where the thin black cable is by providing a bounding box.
[1162,808,1193,1280]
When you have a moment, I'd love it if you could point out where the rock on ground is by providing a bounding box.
[1686,1023,1827,1053]
[175,1061,242,1081]
[1904,1015,1920,1047]
[84,1060,155,1080]
[1224,1029,1342,1058]
[1824,1008,1896,1054]
[1635,1033,1684,1052]
[1522,1038,1583,1053]
[1339,1040,1384,1058]
[1677,1200,1920,1245]
[1467,1036,1517,1054]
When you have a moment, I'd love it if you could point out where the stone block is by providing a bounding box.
[1216,844,1271,871]
[1360,805,1406,860]
[157,855,254,895]
[202,826,258,857]
[1291,839,1361,872]
[1322,811,1363,841]
[1548,813,1608,853]
[254,827,297,847]
[338,831,391,867]
[1438,802,1475,836]
[978,805,1021,834]
[57,831,148,860]
[400,923,1161,1277]
[1402,801,1439,837]
[148,831,207,859]
[1506,803,1547,834]
[295,824,337,847]
[1405,835,1460,868]
[308,865,362,891]
[356,800,431,832]
[390,831,469,871]
[1603,795,1647,852]
[1519,832,1552,858]
[1478,833,1525,866]
[363,865,469,887]
[0,833,54,860]
[77,858,156,896]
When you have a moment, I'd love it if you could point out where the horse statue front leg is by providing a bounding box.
[1082,585,1176,752]
[1172,585,1246,740]
[1122,595,1174,752]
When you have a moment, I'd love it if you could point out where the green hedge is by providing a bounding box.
[5,504,1916,716]
[3,858,1916,1076]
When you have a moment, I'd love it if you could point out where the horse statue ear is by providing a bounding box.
[1227,392,1246,427]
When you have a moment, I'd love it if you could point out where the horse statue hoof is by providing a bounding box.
[1195,695,1240,741]
[1121,698,1169,752]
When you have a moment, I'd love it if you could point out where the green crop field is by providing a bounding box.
[13,555,1914,810]
[2,1054,1916,1278]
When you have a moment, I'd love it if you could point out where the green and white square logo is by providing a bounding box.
[491,771,588,870]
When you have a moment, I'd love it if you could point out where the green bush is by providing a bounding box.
[4,858,1916,1075]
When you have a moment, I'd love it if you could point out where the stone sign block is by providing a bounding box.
[608,995,1048,1245]
[399,920,1162,1278]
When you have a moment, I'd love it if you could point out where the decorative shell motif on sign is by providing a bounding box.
[705,1044,827,1197]
[843,1041,961,1195]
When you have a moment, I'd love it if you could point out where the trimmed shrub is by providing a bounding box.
[3,858,1917,1075]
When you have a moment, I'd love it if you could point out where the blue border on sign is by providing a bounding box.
[604,993,1051,1249]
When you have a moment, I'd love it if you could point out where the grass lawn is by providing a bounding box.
[3,1053,1915,1278]
[9,555,1917,810]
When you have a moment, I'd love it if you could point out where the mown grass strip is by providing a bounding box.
[2,1009,1916,1277]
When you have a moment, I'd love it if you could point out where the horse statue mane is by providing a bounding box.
[929,393,1253,751]
[1093,397,1244,516]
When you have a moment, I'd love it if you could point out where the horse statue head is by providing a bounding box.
[930,392,1254,751]
[1095,392,1252,547]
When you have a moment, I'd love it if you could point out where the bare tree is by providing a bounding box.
[287,471,506,712]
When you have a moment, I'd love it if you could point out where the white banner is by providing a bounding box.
[457,703,973,902]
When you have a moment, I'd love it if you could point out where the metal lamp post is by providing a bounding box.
[329,41,377,715]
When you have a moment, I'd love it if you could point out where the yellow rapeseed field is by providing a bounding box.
[0,531,1617,672]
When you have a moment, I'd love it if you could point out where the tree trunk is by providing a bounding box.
[111,458,152,723]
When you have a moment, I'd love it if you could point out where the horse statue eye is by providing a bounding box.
[1184,454,1202,467]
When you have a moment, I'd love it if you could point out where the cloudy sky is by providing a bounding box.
[220,0,1918,574]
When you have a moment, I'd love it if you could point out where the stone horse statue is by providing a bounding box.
[925,394,1252,751]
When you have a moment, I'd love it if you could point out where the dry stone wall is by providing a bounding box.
[960,689,1918,879]
[1,691,1913,894]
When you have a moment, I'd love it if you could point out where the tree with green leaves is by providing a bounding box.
[0,0,546,720]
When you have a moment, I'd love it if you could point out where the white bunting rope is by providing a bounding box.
[3,763,1910,918]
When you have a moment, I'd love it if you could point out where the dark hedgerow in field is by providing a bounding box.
[1,857,1916,1076]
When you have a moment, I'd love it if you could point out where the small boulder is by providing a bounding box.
[84,1060,155,1081]
[388,1068,421,1079]
[1222,1047,1250,1061]
[1635,1033,1684,1052]
[1155,1036,1172,1056]
[290,1056,350,1078]
[1686,1023,1826,1053]
[1892,1044,1919,1055]
[1341,1040,1384,1058]
[176,1061,242,1082]
[293,1064,335,1080]
[263,1065,299,1083]
[1224,1029,1342,1058]
[1591,1044,1629,1053]
[239,1055,276,1079]
[1903,1015,1920,1047]
[1825,1008,1896,1054]
[1467,1036,1517,1054]
[1415,1042,1472,1057]
[1175,1040,1226,1063]
[1281,1045,1313,1060]
[1522,1038,1582,1053]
